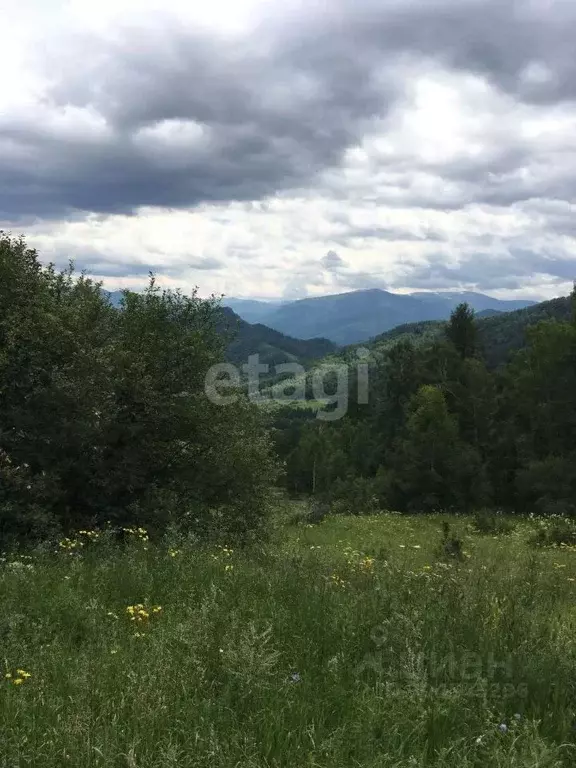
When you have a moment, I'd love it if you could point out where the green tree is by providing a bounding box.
[0,234,277,546]
[371,340,424,464]
[445,302,478,359]
[286,422,346,495]
[0,238,116,540]
[508,318,576,461]
[503,302,576,513]
[392,385,488,512]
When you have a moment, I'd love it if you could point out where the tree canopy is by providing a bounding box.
[0,234,277,546]
[278,296,576,516]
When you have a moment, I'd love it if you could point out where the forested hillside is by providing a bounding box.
[276,296,576,517]
[219,307,336,367]
[477,296,572,367]
[343,294,572,368]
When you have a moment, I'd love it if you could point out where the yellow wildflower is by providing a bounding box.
[5,668,31,685]
[16,670,31,679]
[125,602,161,625]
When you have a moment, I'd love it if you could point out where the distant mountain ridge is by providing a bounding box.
[103,287,540,357]
[222,298,286,324]
[218,307,336,367]
[223,289,537,345]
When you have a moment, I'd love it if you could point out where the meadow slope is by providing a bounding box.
[1,511,576,767]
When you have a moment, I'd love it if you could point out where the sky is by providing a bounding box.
[2,0,576,301]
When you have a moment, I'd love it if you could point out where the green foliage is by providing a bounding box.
[445,302,478,359]
[340,294,572,371]
[392,386,489,513]
[0,234,277,546]
[325,476,379,516]
[478,295,572,367]
[516,456,576,517]
[473,509,517,536]
[280,285,576,525]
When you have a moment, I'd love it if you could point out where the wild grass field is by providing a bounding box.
[2,510,576,767]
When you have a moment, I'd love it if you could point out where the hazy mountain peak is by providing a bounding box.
[225,288,539,345]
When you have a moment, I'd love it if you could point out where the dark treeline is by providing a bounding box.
[277,295,576,516]
[0,234,276,547]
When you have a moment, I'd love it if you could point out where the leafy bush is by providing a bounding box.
[473,509,516,535]
[0,234,277,547]
[516,456,576,518]
[325,476,379,516]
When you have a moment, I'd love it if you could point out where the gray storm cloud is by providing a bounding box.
[2,0,576,220]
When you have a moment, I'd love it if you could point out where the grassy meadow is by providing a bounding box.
[2,510,576,767]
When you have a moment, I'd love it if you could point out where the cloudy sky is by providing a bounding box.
[2,0,576,300]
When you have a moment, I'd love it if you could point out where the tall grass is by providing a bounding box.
[1,513,575,767]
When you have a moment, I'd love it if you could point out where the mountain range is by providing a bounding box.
[222,289,536,345]
[222,298,286,324]
[105,288,567,371]
[106,288,536,346]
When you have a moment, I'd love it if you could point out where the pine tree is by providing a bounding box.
[445,302,477,359]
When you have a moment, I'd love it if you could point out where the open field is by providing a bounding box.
[2,511,576,767]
